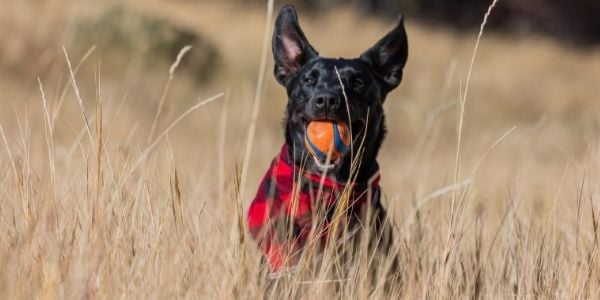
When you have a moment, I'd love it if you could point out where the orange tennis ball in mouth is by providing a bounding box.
[304,120,351,161]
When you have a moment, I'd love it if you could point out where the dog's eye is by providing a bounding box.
[350,77,366,91]
[303,76,316,86]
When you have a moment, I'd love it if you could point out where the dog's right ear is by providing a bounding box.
[272,5,318,86]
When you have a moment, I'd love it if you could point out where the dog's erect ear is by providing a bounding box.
[272,5,318,86]
[360,15,408,94]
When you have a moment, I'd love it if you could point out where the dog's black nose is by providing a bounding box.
[313,92,340,112]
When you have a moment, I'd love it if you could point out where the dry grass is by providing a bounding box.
[1,0,600,298]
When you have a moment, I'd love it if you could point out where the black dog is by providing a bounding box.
[247,5,408,281]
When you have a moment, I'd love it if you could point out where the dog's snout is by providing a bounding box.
[312,92,340,112]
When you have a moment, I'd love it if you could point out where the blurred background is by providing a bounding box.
[1,0,600,297]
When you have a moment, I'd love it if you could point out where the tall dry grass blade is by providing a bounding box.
[166,137,185,235]
[37,77,60,233]
[37,77,56,193]
[451,0,501,217]
[63,46,95,147]
[14,108,35,230]
[52,45,96,129]
[575,164,587,252]
[231,161,249,299]
[147,45,193,143]
[591,195,599,247]
[335,66,354,163]
[444,0,501,285]
[464,0,500,106]
[451,79,464,227]
[93,67,104,233]
[238,0,274,202]
[217,92,229,204]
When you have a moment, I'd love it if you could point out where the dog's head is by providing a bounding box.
[273,5,408,180]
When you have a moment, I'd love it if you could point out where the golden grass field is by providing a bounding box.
[1,0,600,298]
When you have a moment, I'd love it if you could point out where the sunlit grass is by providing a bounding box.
[0,0,599,298]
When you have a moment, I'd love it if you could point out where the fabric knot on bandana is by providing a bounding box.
[247,144,381,273]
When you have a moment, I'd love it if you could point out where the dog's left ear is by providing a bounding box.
[273,5,319,86]
[360,15,408,94]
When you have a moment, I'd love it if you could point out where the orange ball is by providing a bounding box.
[304,120,351,161]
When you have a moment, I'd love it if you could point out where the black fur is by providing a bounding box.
[273,5,408,184]
[269,5,408,290]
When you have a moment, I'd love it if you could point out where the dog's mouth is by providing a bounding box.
[300,117,366,133]
[300,116,367,171]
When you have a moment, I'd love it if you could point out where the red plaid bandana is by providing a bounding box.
[247,144,381,273]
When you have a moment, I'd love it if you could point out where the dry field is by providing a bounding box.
[1,0,600,298]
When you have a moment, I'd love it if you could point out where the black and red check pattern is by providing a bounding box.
[247,144,380,273]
